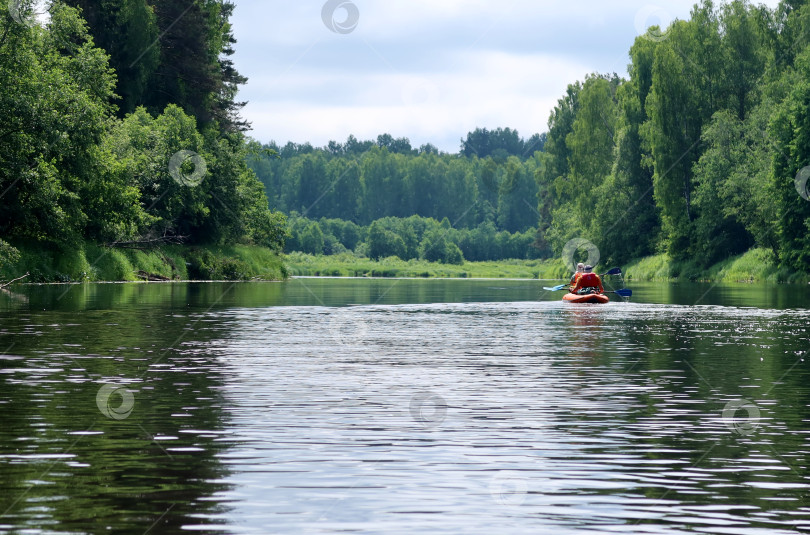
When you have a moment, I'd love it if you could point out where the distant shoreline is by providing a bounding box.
[285,248,810,284]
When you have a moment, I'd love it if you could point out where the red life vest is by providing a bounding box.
[573,272,603,293]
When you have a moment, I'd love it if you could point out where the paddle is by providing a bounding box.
[543,284,569,291]
[544,286,631,297]
[544,267,622,291]
[605,289,632,297]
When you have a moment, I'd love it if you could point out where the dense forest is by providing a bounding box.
[248,128,544,231]
[248,0,810,274]
[3,0,810,277]
[536,0,810,272]
[0,0,286,276]
[246,127,547,262]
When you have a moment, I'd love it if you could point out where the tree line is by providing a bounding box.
[251,0,810,273]
[0,0,286,269]
[246,128,546,237]
[5,0,810,275]
[286,214,541,264]
[536,0,810,272]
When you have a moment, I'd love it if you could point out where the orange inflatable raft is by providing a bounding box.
[562,292,609,304]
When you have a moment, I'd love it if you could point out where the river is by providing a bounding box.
[1,279,809,534]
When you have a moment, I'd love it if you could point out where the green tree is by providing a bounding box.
[771,47,810,270]
[366,221,406,260]
[496,156,538,232]
[720,1,769,120]
[62,0,160,116]
[642,7,721,258]
[299,221,324,255]
[0,2,119,245]
[325,158,361,220]
[565,74,621,222]
[0,239,20,273]
[535,82,580,253]
[691,110,756,265]
[420,229,464,264]
[591,38,659,265]
[461,127,538,159]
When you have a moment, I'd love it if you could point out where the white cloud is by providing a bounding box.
[231,0,783,152]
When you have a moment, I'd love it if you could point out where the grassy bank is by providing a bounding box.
[0,242,287,283]
[286,248,810,284]
[625,248,810,283]
[4,244,806,285]
[285,252,569,279]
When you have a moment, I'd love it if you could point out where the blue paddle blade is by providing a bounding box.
[615,288,632,297]
[604,267,622,276]
[543,284,569,291]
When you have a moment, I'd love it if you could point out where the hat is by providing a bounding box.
[576,262,585,270]
[584,265,593,272]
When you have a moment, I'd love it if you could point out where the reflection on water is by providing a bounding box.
[1,280,809,533]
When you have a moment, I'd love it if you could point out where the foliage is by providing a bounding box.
[0,2,118,245]
[64,0,248,132]
[4,0,810,280]
[186,248,251,280]
[419,229,464,264]
[0,1,285,266]
[532,0,809,276]
[285,251,570,279]
[623,248,802,283]
[283,214,541,262]
[771,46,810,271]
[0,241,285,282]
[460,127,545,159]
[247,133,542,233]
[0,239,20,271]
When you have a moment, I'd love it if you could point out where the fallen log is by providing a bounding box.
[135,270,172,282]
[0,272,29,290]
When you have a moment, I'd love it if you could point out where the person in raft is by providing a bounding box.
[569,262,585,288]
[570,265,604,295]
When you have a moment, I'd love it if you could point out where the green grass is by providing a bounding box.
[0,241,286,283]
[285,252,570,279]
[5,243,807,285]
[287,247,810,284]
[625,248,810,283]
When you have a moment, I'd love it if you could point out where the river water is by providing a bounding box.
[1,279,809,534]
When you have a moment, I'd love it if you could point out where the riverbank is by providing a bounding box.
[0,242,287,283]
[286,252,570,279]
[3,245,807,285]
[624,248,810,283]
[286,248,810,284]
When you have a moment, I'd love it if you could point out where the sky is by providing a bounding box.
[230,0,782,153]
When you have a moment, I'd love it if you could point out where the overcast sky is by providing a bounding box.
[230,0,781,153]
